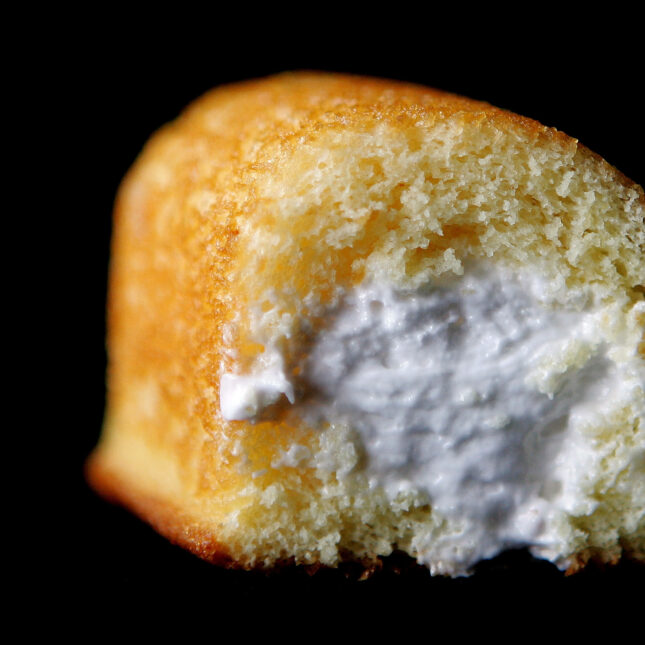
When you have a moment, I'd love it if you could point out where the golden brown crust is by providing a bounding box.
[88,71,644,574]
[86,451,236,567]
[87,450,392,574]
[178,71,642,192]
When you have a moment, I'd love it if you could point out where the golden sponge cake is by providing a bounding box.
[87,72,644,576]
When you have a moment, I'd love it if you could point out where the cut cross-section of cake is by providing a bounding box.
[87,72,645,576]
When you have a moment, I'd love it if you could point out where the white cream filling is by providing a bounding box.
[219,263,644,573]
[220,369,294,421]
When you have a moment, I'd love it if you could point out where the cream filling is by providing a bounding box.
[219,263,644,574]
[220,366,294,421]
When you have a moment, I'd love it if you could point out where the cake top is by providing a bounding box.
[114,70,644,385]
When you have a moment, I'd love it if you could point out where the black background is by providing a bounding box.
[49,13,644,620]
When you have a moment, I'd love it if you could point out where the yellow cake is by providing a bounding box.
[87,72,644,576]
